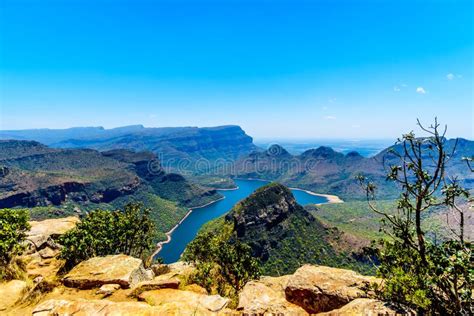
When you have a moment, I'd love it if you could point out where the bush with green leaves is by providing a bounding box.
[0,208,30,280]
[59,203,156,268]
[358,119,473,315]
[182,221,260,300]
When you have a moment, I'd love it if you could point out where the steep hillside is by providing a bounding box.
[190,183,373,276]
[232,139,474,200]
[0,125,258,173]
[0,140,222,240]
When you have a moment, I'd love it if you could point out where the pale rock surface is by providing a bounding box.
[129,278,181,297]
[167,261,195,275]
[183,283,208,295]
[316,298,409,315]
[23,217,78,281]
[238,275,308,315]
[27,216,79,250]
[96,283,121,297]
[38,247,59,259]
[25,255,64,280]
[139,288,230,312]
[32,298,217,316]
[285,265,380,314]
[62,254,151,289]
[0,280,28,311]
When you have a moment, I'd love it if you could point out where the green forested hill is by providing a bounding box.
[188,182,375,276]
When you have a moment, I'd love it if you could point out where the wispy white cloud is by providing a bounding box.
[447,73,462,80]
[328,98,336,103]
[324,115,337,120]
[393,86,401,92]
[416,87,427,94]
[401,83,408,87]
[322,106,328,110]
[149,114,157,118]
[352,124,361,128]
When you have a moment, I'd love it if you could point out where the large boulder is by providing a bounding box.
[62,254,152,289]
[27,216,79,251]
[0,280,28,311]
[285,265,380,314]
[139,288,230,313]
[32,298,220,316]
[238,275,308,315]
[316,298,410,315]
[24,217,79,281]
[129,278,181,297]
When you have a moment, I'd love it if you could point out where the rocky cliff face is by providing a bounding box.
[226,183,298,237]
[0,140,221,209]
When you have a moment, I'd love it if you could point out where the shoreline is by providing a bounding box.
[235,177,344,204]
[152,179,343,260]
[152,188,235,259]
[289,187,344,204]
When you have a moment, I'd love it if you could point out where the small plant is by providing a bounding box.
[0,208,30,280]
[182,222,260,303]
[59,203,156,268]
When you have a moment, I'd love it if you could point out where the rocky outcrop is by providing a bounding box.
[284,265,380,314]
[96,284,121,297]
[139,288,230,313]
[62,254,152,289]
[32,298,207,316]
[27,216,80,251]
[0,280,28,311]
[238,275,308,315]
[24,216,79,280]
[237,267,384,315]
[217,183,351,275]
[226,183,298,236]
[7,259,397,316]
[129,278,181,297]
[316,298,407,315]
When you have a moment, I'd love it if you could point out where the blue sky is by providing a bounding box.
[0,0,472,139]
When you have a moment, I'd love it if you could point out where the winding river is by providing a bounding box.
[157,179,330,263]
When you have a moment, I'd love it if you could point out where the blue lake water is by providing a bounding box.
[157,179,328,263]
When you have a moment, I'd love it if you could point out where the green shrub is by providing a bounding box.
[359,119,473,314]
[182,221,260,301]
[59,203,156,268]
[0,208,30,280]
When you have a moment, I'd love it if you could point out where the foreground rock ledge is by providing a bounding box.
[62,254,152,289]
[27,216,80,250]
[316,298,408,315]
[238,275,308,315]
[285,265,380,314]
[139,288,230,313]
[0,280,28,311]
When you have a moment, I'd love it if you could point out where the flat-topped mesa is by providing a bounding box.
[226,182,300,237]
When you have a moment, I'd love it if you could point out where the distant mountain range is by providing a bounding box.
[0,125,257,173]
[1,125,472,201]
[232,138,474,200]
